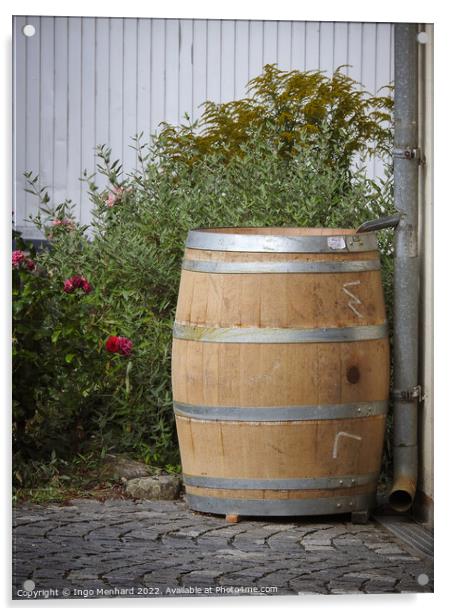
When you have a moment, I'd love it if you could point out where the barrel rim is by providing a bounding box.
[185,492,376,516]
[186,227,378,253]
[182,258,382,274]
[173,400,388,421]
[182,472,379,490]
[173,321,389,343]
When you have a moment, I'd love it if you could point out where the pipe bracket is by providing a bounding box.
[392,385,423,402]
[393,147,424,165]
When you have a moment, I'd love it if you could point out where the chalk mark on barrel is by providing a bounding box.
[332,431,363,459]
[342,281,364,318]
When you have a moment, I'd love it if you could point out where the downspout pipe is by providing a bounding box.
[389,23,420,512]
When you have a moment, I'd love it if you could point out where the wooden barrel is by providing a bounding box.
[172,227,389,517]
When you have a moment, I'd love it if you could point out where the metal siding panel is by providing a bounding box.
[305,21,320,70]
[263,20,277,66]
[376,23,393,92]
[13,16,27,232]
[179,19,194,120]
[94,18,110,150]
[362,22,377,93]
[39,17,55,223]
[109,18,124,172]
[151,19,165,129]
[206,20,221,101]
[248,20,263,80]
[347,22,363,84]
[80,18,96,227]
[192,19,207,120]
[234,20,249,98]
[221,20,235,101]
[333,22,349,71]
[67,17,82,217]
[13,18,396,236]
[123,18,138,169]
[374,23,394,181]
[291,20,306,69]
[136,18,152,140]
[165,19,179,125]
[320,22,334,76]
[362,22,378,178]
[277,21,292,71]
[25,16,41,222]
[53,17,68,208]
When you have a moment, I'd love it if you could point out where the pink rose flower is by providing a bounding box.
[12,250,26,268]
[105,186,131,207]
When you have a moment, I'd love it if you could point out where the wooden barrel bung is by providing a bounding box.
[172,227,390,519]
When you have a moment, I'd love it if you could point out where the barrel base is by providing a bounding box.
[186,492,376,517]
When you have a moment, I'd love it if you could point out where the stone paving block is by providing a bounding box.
[12,500,434,598]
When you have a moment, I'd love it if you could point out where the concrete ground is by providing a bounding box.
[12,498,433,599]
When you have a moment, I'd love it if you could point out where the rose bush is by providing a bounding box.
[13,65,395,491]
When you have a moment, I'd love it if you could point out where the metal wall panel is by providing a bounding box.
[13,17,394,238]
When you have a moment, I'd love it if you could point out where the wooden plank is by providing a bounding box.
[175,414,386,478]
[172,338,389,407]
[187,486,377,501]
[176,270,386,328]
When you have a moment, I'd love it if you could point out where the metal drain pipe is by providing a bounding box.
[389,23,421,512]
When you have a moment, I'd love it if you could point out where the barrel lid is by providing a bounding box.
[186,227,378,253]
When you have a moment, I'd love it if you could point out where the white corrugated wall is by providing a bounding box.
[13,17,394,238]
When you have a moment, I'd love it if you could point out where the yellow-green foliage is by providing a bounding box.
[159,64,393,168]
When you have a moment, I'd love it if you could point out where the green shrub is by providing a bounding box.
[12,66,394,489]
[159,64,393,171]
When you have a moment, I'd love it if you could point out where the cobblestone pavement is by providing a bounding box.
[12,498,433,599]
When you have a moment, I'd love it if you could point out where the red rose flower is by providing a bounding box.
[118,337,133,357]
[63,279,75,293]
[106,336,121,353]
[80,278,92,294]
[105,335,133,356]
[25,258,36,271]
[63,275,92,294]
